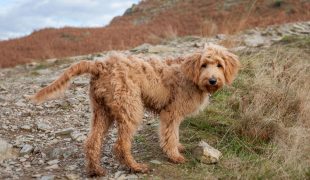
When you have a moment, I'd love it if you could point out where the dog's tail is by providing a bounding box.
[28,60,97,104]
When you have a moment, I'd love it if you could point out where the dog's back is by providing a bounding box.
[91,53,172,111]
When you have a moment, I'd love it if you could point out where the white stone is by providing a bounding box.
[65,174,80,180]
[36,122,51,131]
[20,144,34,155]
[15,100,26,107]
[65,165,78,171]
[150,160,162,165]
[125,174,139,179]
[32,174,42,178]
[40,175,55,180]
[20,125,31,131]
[54,128,75,136]
[19,157,27,162]
[193,141,222,164]
[44,164,59,170]
[70,131,86,142]
[23,162,32,168]
[114,171,125,178]
[47,159,59,166]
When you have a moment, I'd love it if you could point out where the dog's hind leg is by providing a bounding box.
[84,94,113,177]
[159,110,186,163]
[111,93,149,173]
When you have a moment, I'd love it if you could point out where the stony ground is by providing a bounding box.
[0,21,309,180]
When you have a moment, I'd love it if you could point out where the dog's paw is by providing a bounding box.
[178,144,186,153]
[87,167,107,177]
[169,154,186,164]
[130,163,149,173]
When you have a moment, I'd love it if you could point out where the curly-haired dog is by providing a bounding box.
[29,44,240,176]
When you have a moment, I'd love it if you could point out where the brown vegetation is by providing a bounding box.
[230,36,310,177]
[0,0,309,68]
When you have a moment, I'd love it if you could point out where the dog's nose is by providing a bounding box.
[209,78,217,85]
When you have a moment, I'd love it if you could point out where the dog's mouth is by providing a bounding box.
[204,83,221,93]
[199,79,223,93]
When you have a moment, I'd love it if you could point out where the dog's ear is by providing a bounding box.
[223,52,240,85]
[181,52,202,84]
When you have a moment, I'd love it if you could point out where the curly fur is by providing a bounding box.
[29,43,240,176]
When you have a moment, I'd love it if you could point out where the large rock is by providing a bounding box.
[193,141,222,164]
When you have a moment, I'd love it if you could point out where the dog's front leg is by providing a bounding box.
[159,111,186,163]
[176,126,185,153]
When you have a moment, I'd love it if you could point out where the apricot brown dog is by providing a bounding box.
[29,44,240,176]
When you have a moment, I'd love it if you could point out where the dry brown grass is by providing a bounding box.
[0,0,310,68]
[230,36,310,177]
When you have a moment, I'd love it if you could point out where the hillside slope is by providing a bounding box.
[0,21,309,179]
[0,0,309,68]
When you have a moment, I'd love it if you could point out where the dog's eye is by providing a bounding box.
[217,64,223,68]
[201,64,207,68]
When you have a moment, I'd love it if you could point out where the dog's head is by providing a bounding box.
[182,43,240,93]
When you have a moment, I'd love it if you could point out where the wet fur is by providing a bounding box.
[29,44,240,176]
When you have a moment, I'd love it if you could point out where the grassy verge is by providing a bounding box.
[135,35,310,179]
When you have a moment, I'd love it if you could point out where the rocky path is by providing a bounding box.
[0,21,309,179]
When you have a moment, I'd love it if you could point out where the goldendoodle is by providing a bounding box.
[29,43,240,176]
